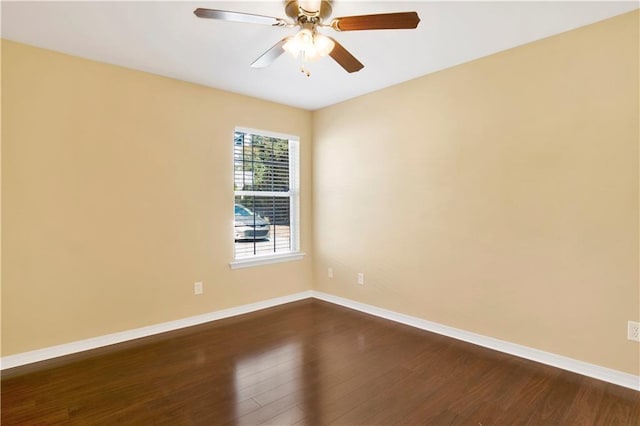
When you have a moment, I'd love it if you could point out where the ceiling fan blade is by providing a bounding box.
[194,8,285,26]
[251,38,289,68]
[331,12,420,31]
[328,38,364,73]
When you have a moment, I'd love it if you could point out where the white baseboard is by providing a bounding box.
[3,289,638,392]
[0,291,313,370]
[311,291,640,391]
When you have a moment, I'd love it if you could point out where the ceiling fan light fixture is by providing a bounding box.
[283,29,334,61]
[283,29,314,58]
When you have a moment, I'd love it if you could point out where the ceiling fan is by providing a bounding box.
[194,0,420,76]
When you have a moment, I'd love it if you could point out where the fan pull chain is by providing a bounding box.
[300,53,311,77]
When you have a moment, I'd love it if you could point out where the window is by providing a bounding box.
[231,128,301,267]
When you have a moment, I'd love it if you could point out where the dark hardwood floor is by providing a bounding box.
[2,299,639,425]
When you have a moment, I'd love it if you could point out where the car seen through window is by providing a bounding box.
[234,204,270,241]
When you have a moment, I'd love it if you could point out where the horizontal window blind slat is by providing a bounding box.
[235,191,293,197]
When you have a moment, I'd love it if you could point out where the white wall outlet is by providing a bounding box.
[328,267,333,278]
[194,281,203,295]
[357,273,364,285]
[628,321,640,342]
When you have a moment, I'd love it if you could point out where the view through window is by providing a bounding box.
[233,129,299,259]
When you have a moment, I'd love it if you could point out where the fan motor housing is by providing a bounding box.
[285,1,333,22]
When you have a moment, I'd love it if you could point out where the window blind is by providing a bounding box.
[233,130,299,259]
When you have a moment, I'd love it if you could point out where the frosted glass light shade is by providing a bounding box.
[283,29,335,61]
[314,33,335,56]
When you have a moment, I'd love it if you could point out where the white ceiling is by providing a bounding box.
[2,1,638,110]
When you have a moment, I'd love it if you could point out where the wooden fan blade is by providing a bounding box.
[251,38,289,68]
[331,12,420,31]
[194,8,284,26]
[328,38,364,73]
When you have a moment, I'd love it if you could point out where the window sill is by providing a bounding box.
[230,252,306,269]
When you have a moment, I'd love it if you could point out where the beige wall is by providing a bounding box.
[1,40,313,355]
[313,11,639,375]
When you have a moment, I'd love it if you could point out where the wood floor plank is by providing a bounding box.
[592,383,640,425]
[2,299,639,425]
[259,404,306,425]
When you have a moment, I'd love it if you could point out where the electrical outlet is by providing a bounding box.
[194,281,203,295]
[328,267,333,278]
[357,273,364,285]
[628,321,640,342]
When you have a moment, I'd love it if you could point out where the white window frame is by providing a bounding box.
[230,127,304,269]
